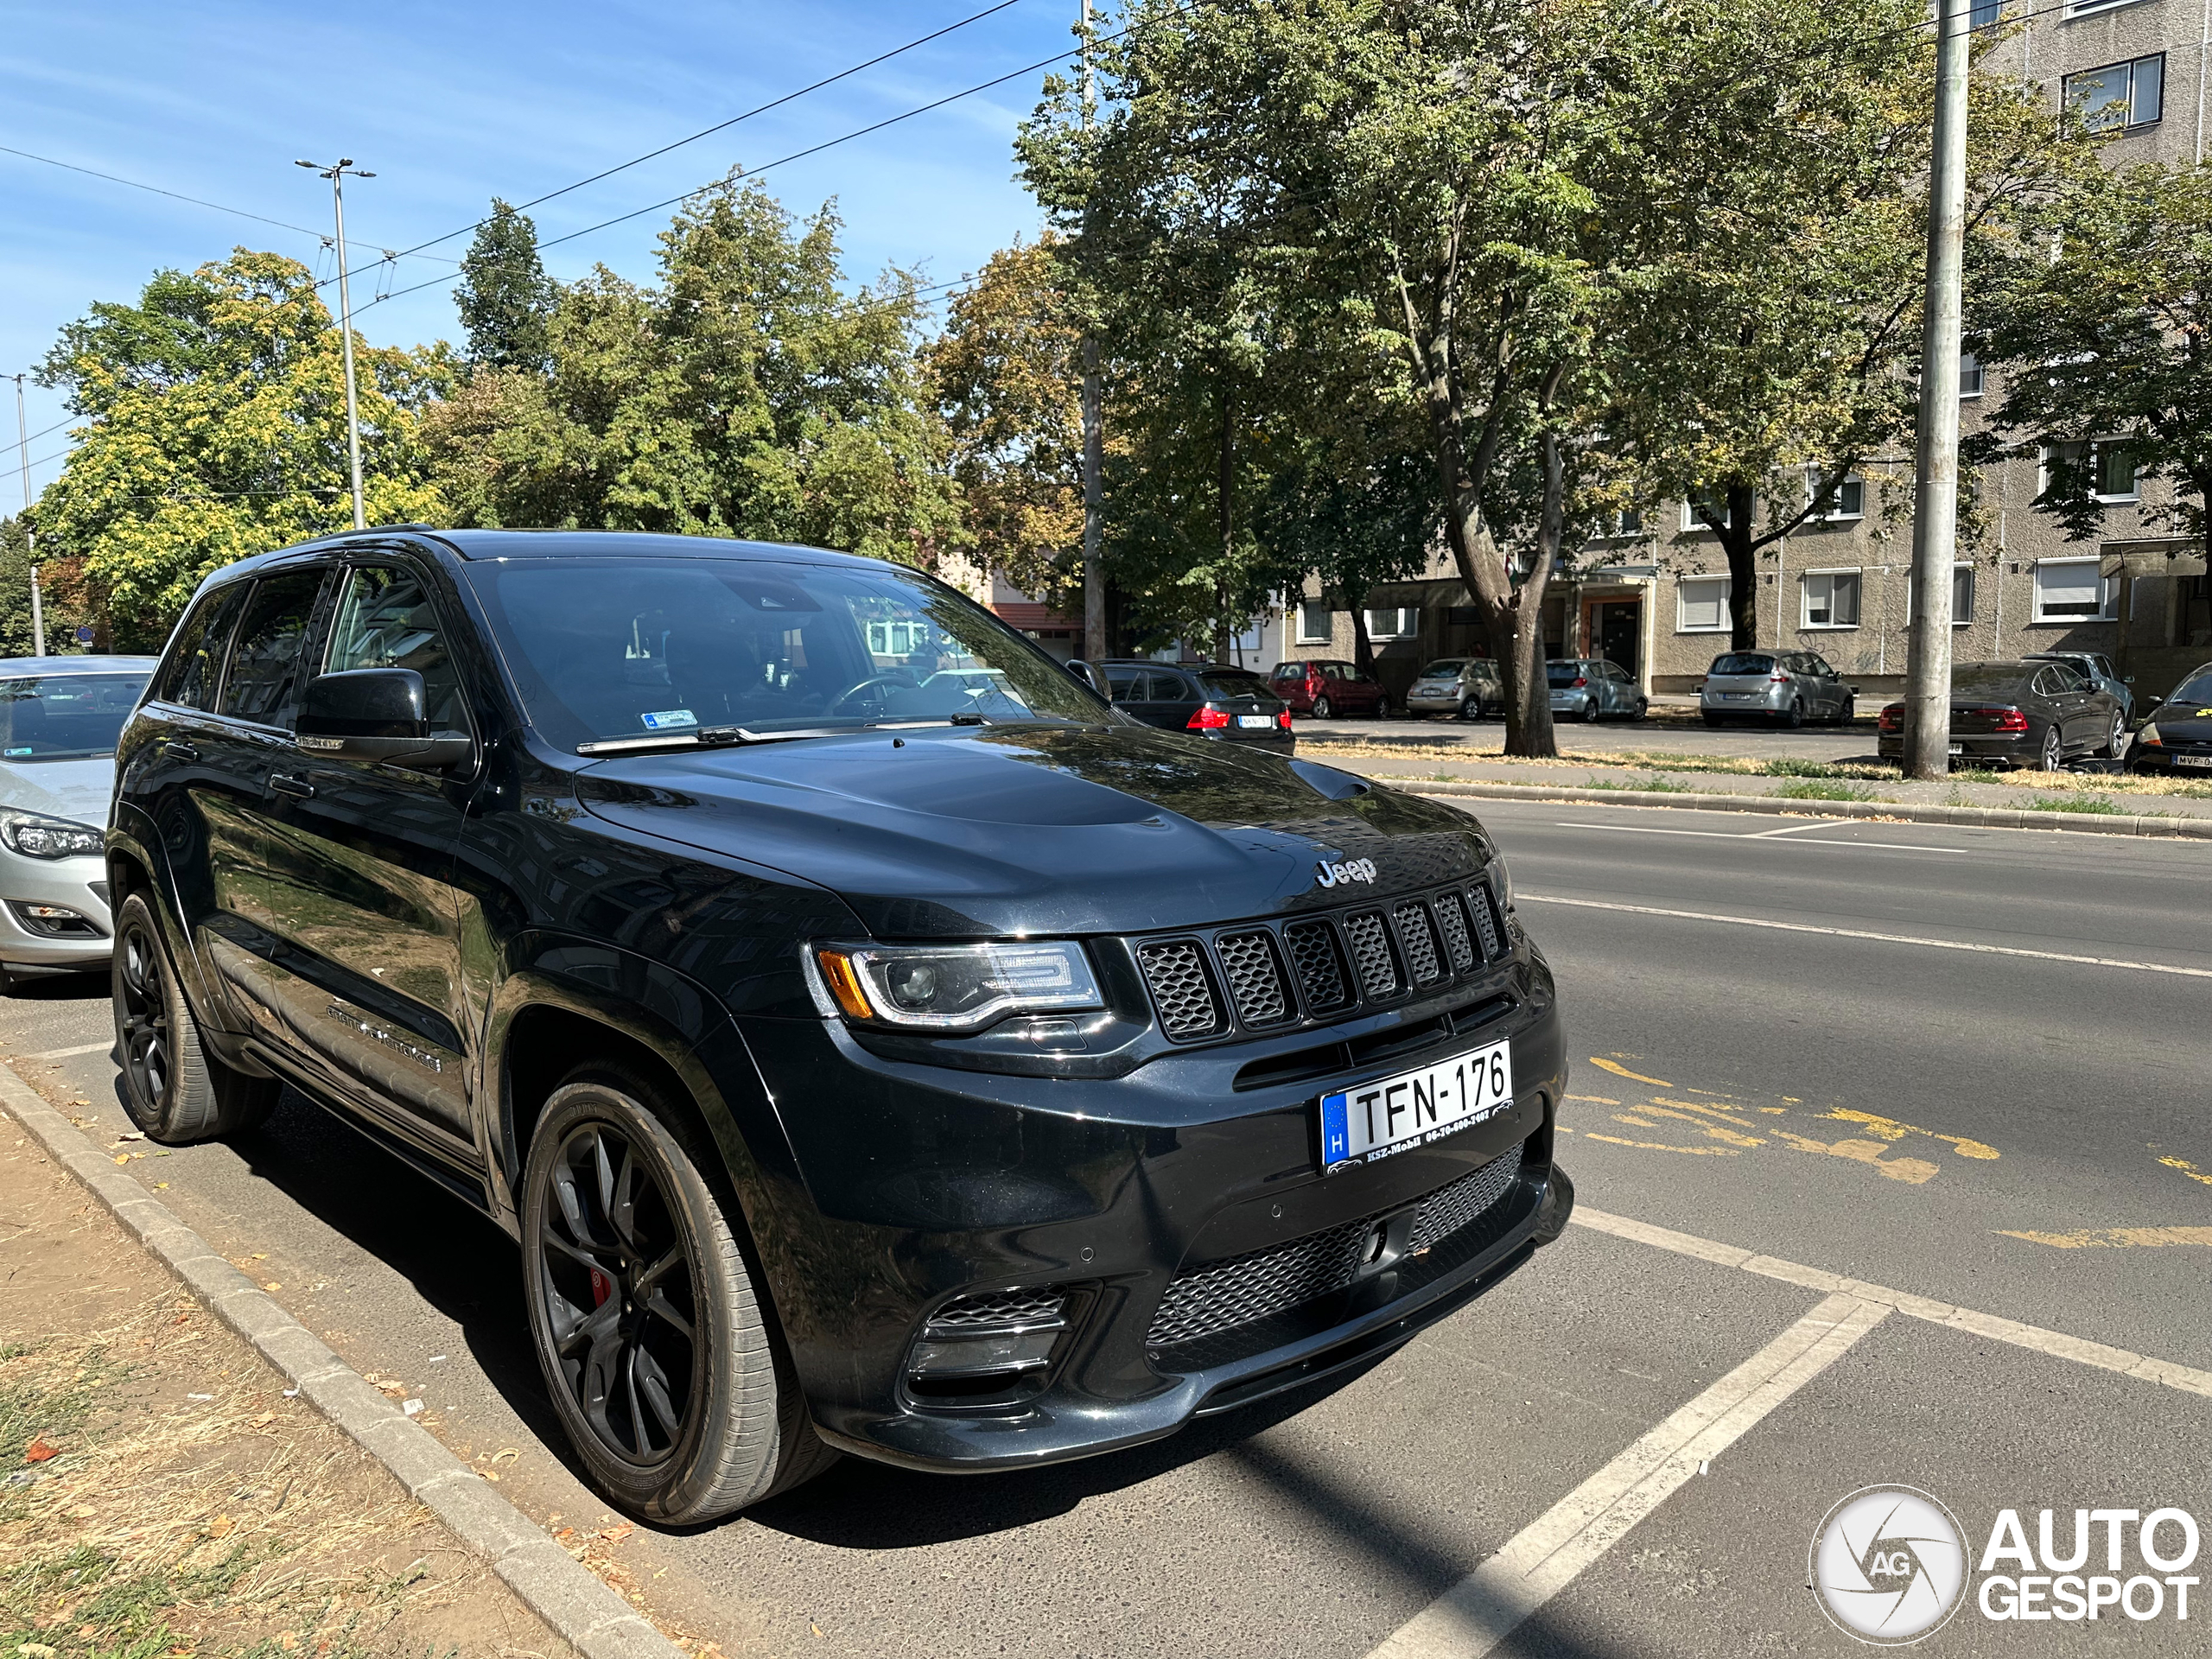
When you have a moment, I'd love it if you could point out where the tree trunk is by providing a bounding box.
[1215,383,1235,664]
[1719,482,1759,652]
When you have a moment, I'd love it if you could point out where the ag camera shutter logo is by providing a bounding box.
[1811,1486,1968,1644]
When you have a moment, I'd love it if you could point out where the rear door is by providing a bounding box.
[1144,671,1202,731]
[250,552,479,1160]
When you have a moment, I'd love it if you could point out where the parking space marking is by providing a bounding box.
[12,1040,113,1061]
[1572,1205,2212,1399]
[1551,821,1970,855]
[1366,1293,1889,1659]
[1522,893,2212,979]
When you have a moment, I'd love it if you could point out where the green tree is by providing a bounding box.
[429,175,964,566]
[454,198,556,373]
[1975,159,2212,570]
[34,250,448,642]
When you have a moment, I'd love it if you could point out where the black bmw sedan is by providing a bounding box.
[2128,663,2212,778]
[105,529,1571,1525]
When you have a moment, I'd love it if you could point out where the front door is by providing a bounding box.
[1596,602,1641,680]
[251,556,478,1161]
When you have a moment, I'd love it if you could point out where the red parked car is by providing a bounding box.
[1268,658,1388,719]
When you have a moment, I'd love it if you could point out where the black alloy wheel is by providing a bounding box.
[111,891,278,1143]
[1633,698,1649,721]
[537,1119,700,1469]
[116,918,175,1116]
[2100,712,2126,760]
[2040,723,2065,772]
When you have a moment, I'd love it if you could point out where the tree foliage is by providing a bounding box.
[454,198,556,373]
[34,250,448,642]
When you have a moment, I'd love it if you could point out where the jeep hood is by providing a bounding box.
[575,723,1497,937]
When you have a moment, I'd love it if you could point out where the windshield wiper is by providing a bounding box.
[575,717,990,757]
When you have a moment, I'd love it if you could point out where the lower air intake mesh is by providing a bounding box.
[925,1288,1067,1333]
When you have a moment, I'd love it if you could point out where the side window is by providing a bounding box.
[156,582,251,711]
[1154,674,1192,702]
[2030,667,2061,698]
[2052,663,2087,692]
[1106,669,1143,704]
[325,563,467,732]
[218,569,330,730]
[1268,663,1294,683]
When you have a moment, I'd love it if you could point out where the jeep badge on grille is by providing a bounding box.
[1315,857,1377,888]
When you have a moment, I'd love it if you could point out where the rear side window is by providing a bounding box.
[1149,672,1195,700]
[1710,653,1774,676]
[156,582,251,711]
[219,569,329,729]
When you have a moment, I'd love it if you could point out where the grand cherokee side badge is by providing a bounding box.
[1315,857,1377,888]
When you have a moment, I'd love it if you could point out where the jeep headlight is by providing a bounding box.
[0,809,104,860]
[813,940,1103,1031]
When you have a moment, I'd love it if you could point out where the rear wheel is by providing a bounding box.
[1313,695,1333,720]
[2097,712,2126,760]
[2039,724,2065,772]
[1581,698,1600,724]
[1783,699,1806,730]
[1701,711,1724,728]
[520,1072,833,1524]
[112,893,279,1144]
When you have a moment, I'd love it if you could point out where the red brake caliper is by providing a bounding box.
[588,1268,613,1308]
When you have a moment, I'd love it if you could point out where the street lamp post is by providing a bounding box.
[1078,0,1106,666]
[10,375,43,657]
[296,157,375,531]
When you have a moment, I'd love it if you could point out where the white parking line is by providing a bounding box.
[1572,1206,2212,1398]
[13,1040,112,1061]
[1520,893,2212,979]
[1366,1293,1890,1659]
[1553,820,1969,855]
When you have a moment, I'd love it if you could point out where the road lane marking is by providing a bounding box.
[14,1040,113,1061]
[1364,1294,1889,1659]
[1552,820,1970,854]
[2000,1226,2212,1249]
[1586,1057,1671,1086]
[1747,821,1837,837]
[2158,1153,2212,1188]
[1571,1205,2212,1399]
[1522,893,2212,979]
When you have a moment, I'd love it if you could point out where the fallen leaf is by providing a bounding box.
[263,1282,281,1292]
[206,1514,233,1538]
[251,1413,274,1428]
[24,1438,59,1462]
[113,1154,130,1166]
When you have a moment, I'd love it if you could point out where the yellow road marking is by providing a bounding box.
[1614,1115,1663,1129]
[2000,1227,2212,1250]
[1565,1094,1620,1105]
[1770,1129,1939,1185]
[2157,1154,2212,1189]
[1585,1133,1740,1157]
[1588,1057,1671,1087]
[1822,1107,1998,1160]
[1632,1104,1766,1148]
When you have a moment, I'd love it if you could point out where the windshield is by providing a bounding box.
[0,673,150,760]
[1418,660,1466,678]
[2164,672,2212,707]
[1709,654,1774,677]
[467,556,1109,749]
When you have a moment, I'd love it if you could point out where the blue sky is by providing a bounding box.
[1,0,1082,500]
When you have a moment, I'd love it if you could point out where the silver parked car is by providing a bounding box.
[1700,651,1854,728]
[1406,657,1503,719]
[1547,658,1645,722]
[0,656,159,990]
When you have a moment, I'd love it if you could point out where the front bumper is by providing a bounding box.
[734,952,1567,1473]
[2131,744,2212,776]
[0,849,113,973]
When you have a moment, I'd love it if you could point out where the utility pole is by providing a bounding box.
[1078,0,1107,665]
[296,157,375,531]
[10,376,42,657]
[1903,0,1971,780]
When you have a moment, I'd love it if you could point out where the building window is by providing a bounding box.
[1806,471,1866,521]
[1681,492,1732,533]
[1960,353,1984,399]
[2062,0,2150,17]
[1801,570,1862,629]
[1295,601,1332,645]
[2042,439,2140,503]
[1363,607,1419,641]
[867,620,926,656]
[1908,563,1975,626]
[1676,575,1731,633]
[2063,54,2164,131]
[1598,507,1644,538]
[1970,0,2005,24]
[2033,558,2117,622]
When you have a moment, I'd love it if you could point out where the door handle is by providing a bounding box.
[163,740,201,763]
[269,773,315,800]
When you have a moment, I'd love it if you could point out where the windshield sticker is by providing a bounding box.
[640,709,699,732]
[3,747,29,756]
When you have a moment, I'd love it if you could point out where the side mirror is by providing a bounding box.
[1065,659,1101,692]
[2124,676,2136,685]
[297,669,471,769]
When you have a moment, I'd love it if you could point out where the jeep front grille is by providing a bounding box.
[1395,901,1444,985]
[1136,940,1224,1038]
[1342,912,1400,1000]
[1215,930,1293,1027]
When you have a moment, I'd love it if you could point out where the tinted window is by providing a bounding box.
[1954,667,2031,697]
[2166,671,2212,705]
[157,582,251,711]
[1546,663,1584,685]
[219,569,328,729]
[1106,669,1146,703]
[1268,663,1296,682]
[326,564,467,731]
[1148,673,1196,701]
[1196,669,1269,698]
[1711,653,1775,676]
[2047,663,2088,691]
[1418,660,1467,678]
[0,673,151,760]
[467,557,1105,748]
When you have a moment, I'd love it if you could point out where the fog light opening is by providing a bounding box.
[906,1290,1071,1406]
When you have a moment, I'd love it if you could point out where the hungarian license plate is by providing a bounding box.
[1948,743,1964,755]
[1319,1040,1514,1172]
[1237,715,1274,729]
[2177,753,2212,769]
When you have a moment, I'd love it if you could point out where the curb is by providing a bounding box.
[1400,778,2212,839]
[0,1062,683,1659]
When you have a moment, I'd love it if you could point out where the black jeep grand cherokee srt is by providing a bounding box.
[109,529,1572,1524]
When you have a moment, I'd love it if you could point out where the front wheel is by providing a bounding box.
[1581,698,1600,724]
[1632,698,1649,722]
[521,1074,832,1524]
[112,893,279,1143]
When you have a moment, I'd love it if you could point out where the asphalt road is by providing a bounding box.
[1305,712,1879,765]
[7,803,2208,1657]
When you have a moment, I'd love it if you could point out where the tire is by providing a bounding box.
[2039,724,2065,772]
[2097,712,2125,760]
[1840,697,1856,726]
[1783,699,1806,730]
[112,893,279,1144]
[1313,696,1333,720]
[1701,711,1723,728]
[1581,697,1600,724]
[520,1073,834,1524]
[1632,698,1649,721]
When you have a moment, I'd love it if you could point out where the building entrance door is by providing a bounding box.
[1594,601,1642,677]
